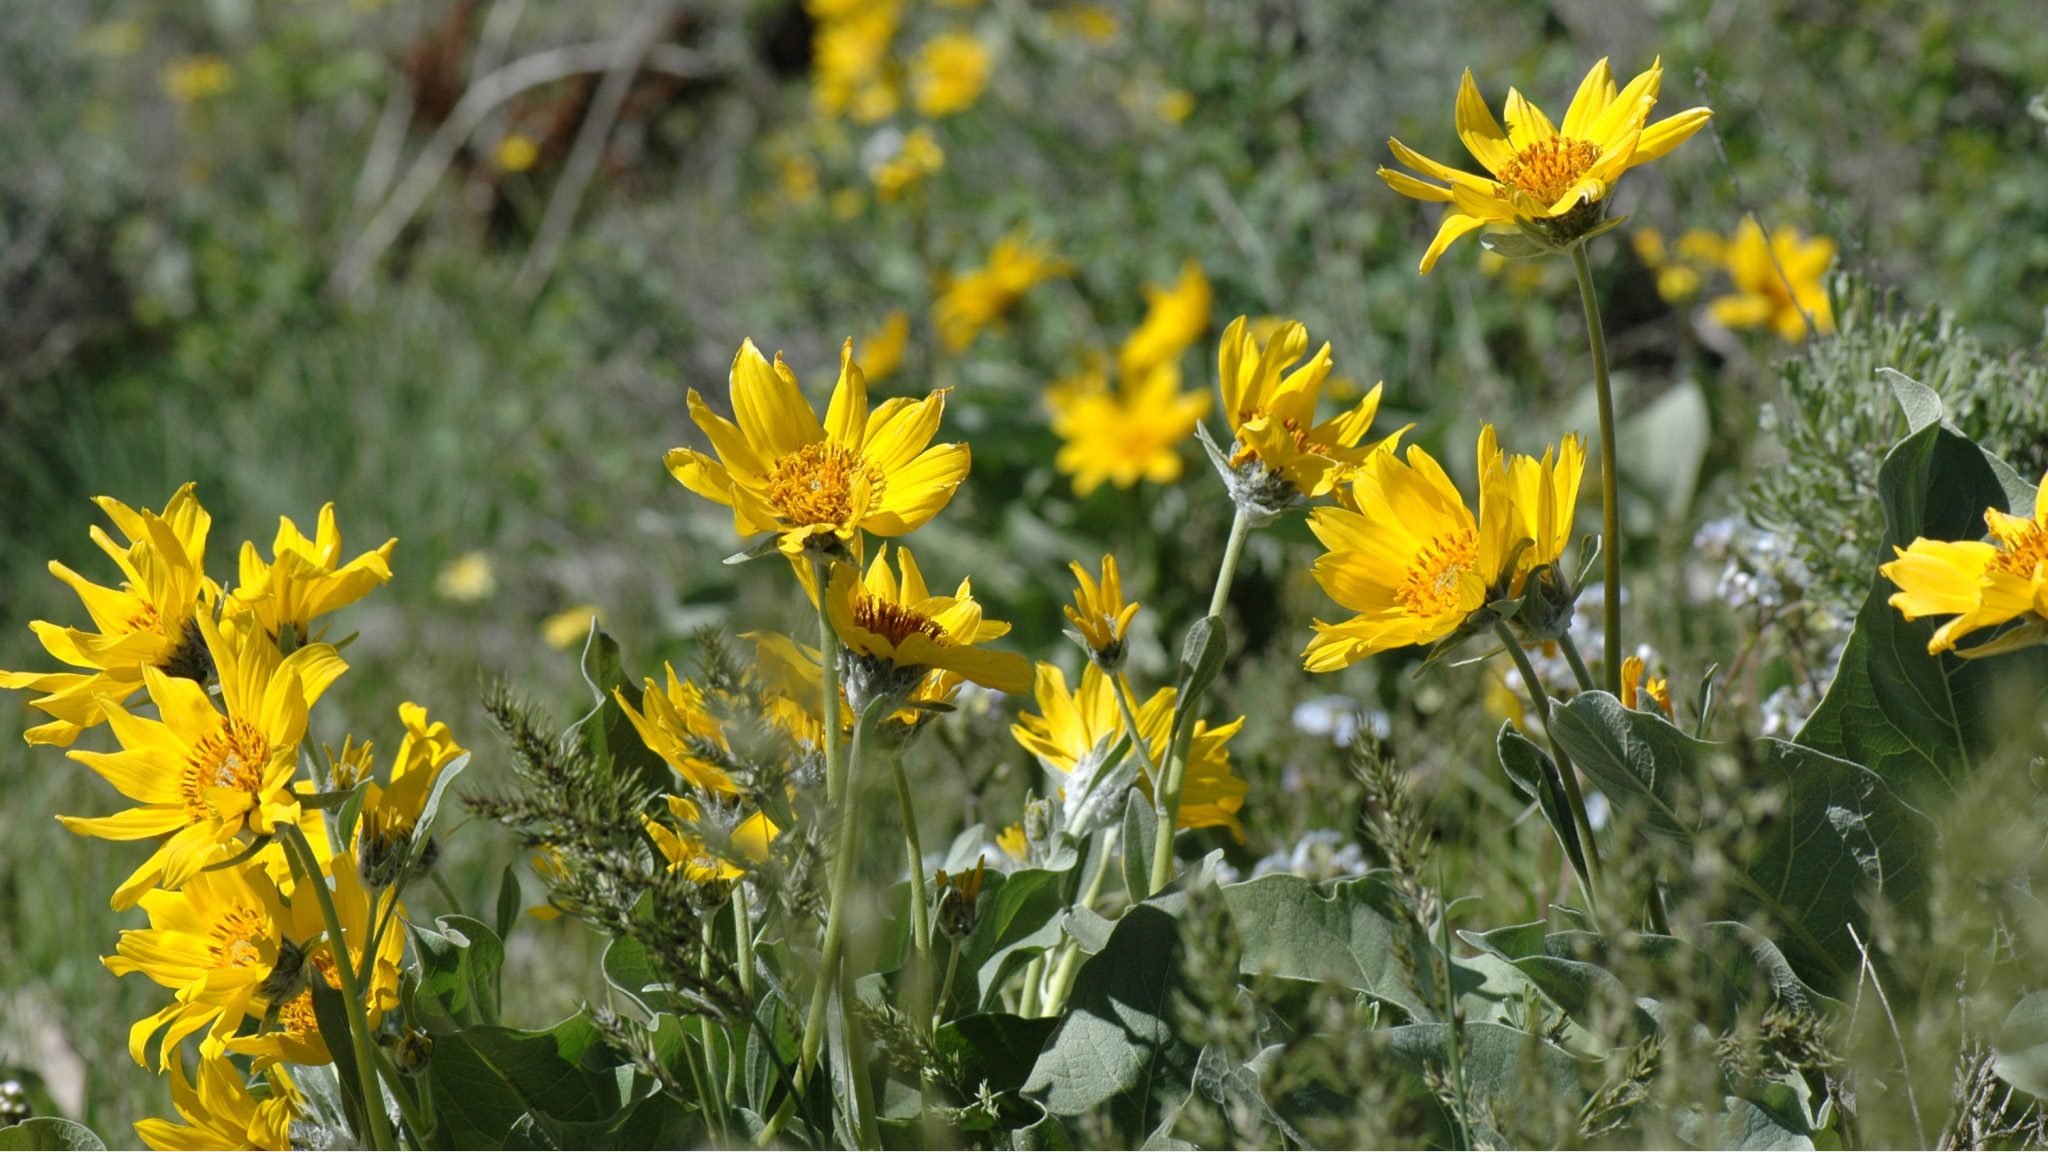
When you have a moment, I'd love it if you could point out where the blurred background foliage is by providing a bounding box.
[2,0,2044,1134]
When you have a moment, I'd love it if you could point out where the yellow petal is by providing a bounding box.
[1559,58,1616,138]
[1454,70,1516,175]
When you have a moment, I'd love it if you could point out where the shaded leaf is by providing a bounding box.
[1222,872,1434,1019]
[0,1120,106,1151]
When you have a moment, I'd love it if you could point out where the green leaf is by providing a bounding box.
[1024,902,1194,1142]
[1120,789,1156,903]
[1995,991,2048,1098]
[400,752,471,877]
[1798,419,2048,799]
[495,861,523,943]
[409,915,507,1029]
[1383,1021,1594,1145]
[1479,230,1550,259]
[310,979,374,1139]
[1496,723,1590,887]
[1170,616,1228,743]
[566,627,671,796]
[964,866,1074,1011]
[1881,367,1943,433]
[1221,872,1435,1018]
[0,1120,107,1151]
[426,1012,646,1149]
[936,1013,1060,1097]
[602,935,663,1015]
[1552,693,1932,984]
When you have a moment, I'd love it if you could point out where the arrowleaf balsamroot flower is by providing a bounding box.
[0,484,216,746]
[911,31,990,118]
[135,1055,301,1152]
[1064,554,1140,668]
[933,231,1071,352]
[1380,58,1713,270]
[227,504,395,650]
[355,703,468,885]
[1303,428,1514,672]
[1503,433,1586,595]
[1217,316,1401,504]
[1707,218,1836,340]
[61,614,347,909]
[1118,261,1212,378]
[826,544,1032,707]
[1049,361,1210,496]
[616,666,741,796]
[1011,662,1246,836]
[646,794,780,884]
[1883,473,2048,658]
[667,338,970,559]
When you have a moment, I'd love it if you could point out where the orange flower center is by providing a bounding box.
[182,717,271,818]
[209,903,275,969]
[124,599,164,637]
[1400,528,1478,618]
[1988,516,2048,578]
[767,442,884,529]
[855,595,946,647]
[1498,136,1600,206]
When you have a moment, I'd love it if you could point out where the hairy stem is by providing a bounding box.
[1570,243,1624,697]
[280,825,397,1152]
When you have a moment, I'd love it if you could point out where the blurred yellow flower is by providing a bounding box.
[1706,219,1836,341]
[1379,58,1712,271]
[811,0,902,123]
[496,133,540,173]
[436,551,495,601]
[0,484,215,746]
[1631,228,1701,303]
[1303,429,1513,672]
[1619,653,1671,715]
[647,794,779,883]
[1883,472,2048,658]
[1156,89,1196,123]
[997,822,1028,862]
[1049,5,1119,43]
[932,231,1071,352]
[61,614,347,909]
[1063,554,1140,667]
[780,153,821,205]
[1218,316,1398,499]
[541,605,602,649]
[666,338,969,558]
[1119,261,1211,378]
[161,55,233,106]
[827,544,1033,700]
[873,126,945,201]
[912,32,991,118]
[136,1055,300,1152]
[860,311,911,383]
[228,504,395,648]
[1049,362,1208,496]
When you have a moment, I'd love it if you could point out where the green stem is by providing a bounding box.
[1570,243,1624,698]
[733,890,756,1003]
[370,1045,433,1147]
[280,825,397,1152]
[1040,827,1119,1018]
[891,756,933,966]
[813,557,847,808]
[794,700,882,1135]
[1019,954,1046,1018]
[1111,673,1162,788]
[1558,631,1598,695]
[1493,624,1603,910]
[1149,505,1252,896]
[931,936,963,1033]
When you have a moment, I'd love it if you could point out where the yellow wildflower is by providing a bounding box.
[1049,362,1209,496]
[0,485,215,746]
[1620,654,1674,716]
[1302,429,1514,672]
[1883,472,2048,658]
[666,338,969,559]
[1217,315,1400,500]
[860,311,911,383]
[1011,662,1245,836]
[932,232,1072,352]
[1502,433,1586,594]
[1379,59,1712,271]
[496,133,540,173]
[912,31,990,118]
[1119,261,1212,378]
[109,860,292,1067]
[356,703,468,883]
[646,794,779,884]
[827,544,1032,705]
[228,504,395,649]
[616,665,740,795]
[542,605,602,649]
[62,614,347,909]
[811,0,901,123]
[1631,228,1702,303]
[997,822,1029,863]
[873,126,945,202]
[1706,219,1836,341]
[435,551,495,601]
[136,1056,300,1152]
[1063,554,1141,668]
[161,55,233,106]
